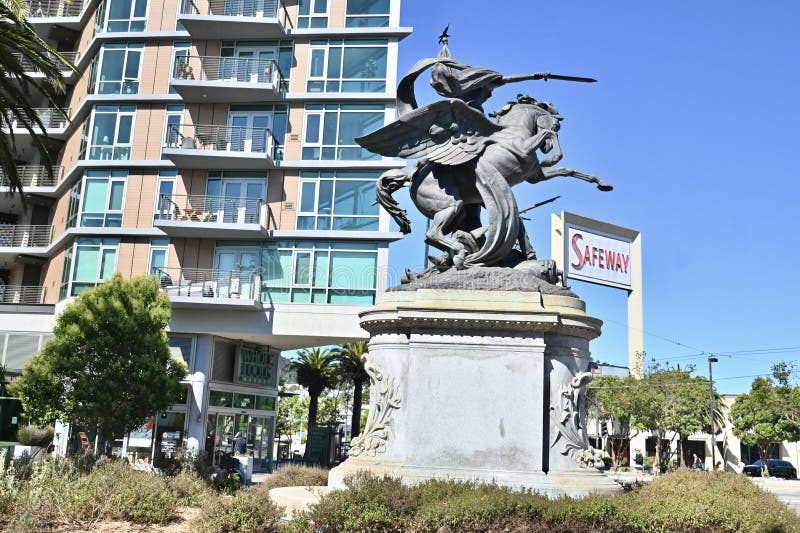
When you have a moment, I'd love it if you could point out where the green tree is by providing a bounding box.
[290,348,338,432]
[0,0,78,193]
[730,367,800,475]
[586,374,636,470]
[333,341,369,439]
[9,275,187,452]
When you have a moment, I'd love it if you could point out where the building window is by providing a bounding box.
[227,104,288,158]
[80,170,127,227]
[87,105,136,160]
[148,238,170,276]
[238,346,274,386]
[345,0,389,27]
[66,180,82,229]
[96,42,143,94]
[168,334,193,369]
[297,0,327,28]
[297,171,380,231]
[307,39,387,93]
[64,238,120,297]
[262,241,378,305]
[206,171,267,224]
[302,103,384,160]
[154,170,176,221]
[170,42,191,95]
[105,0,148,32]
[163,105,184,146]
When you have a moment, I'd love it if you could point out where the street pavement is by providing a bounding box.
[750,477,800,515]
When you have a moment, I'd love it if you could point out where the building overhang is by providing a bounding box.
[171,79,284,104]
[161,148,277,170]
[178,15,286,40]
[154,220,269,239]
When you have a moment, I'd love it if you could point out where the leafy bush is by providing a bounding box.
[284,470,800,533]
[16,425,54,447]
[168,470,213,507]
[257,465,329,492]
[196,488,283,533]
[65,460,178,524]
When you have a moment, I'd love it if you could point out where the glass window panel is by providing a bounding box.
[100,249,117,279]
[150,249,166,271]
[294,252,311,285]
[100,50,124,85]
[346,0,389,14]
[291,288,311,303]
[313,0,327,14]
[298,0,309,15]
[332,216,378,231]
[133,0,147,17]
[233,394,255,409]
[330,251,376,288]
[312,289,327,303]
[333,180,377,215]
[124,51,141,78]
[83,179,108,212]
[338,111,383,143]
[322,112,337,144]
[342,47,386,79]
[92,114,116,144]
[109,181,125,209]
[326,47,341,78]
[310,16,327,28]
[255,396,275,411]
[209,390,233,408]
[300,182,316,212]
[297,216,315,230]
[74,247,99,282]
[265,288,291,302]
[328,289,374,305]
[309,49,325,77]
[318,180,333,213]
[117,115,133,143]
[316,215,331,229]
[313,251,328,287]
[305,114,320,143]
[108,0,132,20]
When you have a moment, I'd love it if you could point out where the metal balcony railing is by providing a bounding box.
[13,52,79,72]
[166,123,282,159]
[174,55,287,90]
[155,267,261,300]
[26,0,84,18]
[0,285,44,304]
[0,165,62,188]
[180,0,292,27]
[9,108,70,130]
[158,194,268,226]
[0,225,53,247]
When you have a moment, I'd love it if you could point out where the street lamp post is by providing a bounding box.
[708,356,718,470]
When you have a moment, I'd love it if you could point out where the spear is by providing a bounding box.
[519,195,560,220]
[502,73,597,84]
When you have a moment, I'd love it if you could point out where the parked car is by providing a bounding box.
[742,459,797,479]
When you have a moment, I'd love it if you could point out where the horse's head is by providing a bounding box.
[492,95,563,138]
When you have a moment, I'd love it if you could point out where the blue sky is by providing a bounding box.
[386,0,800,394]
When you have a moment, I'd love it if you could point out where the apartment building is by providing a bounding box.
[1,0,410,469]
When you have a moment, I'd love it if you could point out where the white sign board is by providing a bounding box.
[566,226,632,289]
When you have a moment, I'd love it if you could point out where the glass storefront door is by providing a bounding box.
[206,412,274,470]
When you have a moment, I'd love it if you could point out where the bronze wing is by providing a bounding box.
[356,99,501,166]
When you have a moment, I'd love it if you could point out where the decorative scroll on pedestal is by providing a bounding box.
[551,371,605,469]
[348,358,401,457]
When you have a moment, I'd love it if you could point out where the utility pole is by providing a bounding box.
[708,356,718,470]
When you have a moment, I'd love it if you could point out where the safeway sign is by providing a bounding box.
[566,227,632,289]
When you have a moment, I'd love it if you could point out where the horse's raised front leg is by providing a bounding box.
[425,200,469,269]
[541,167,613,191]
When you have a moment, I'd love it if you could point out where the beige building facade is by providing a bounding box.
[1,0,411,469]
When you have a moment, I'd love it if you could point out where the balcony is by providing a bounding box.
[7,108,70,139]
[178,0,291,40]
[0,285,44,305]
[154,194,271,238]
[0,225,52,257]
[171,56,286,103]
[0,165,62,190]
[13,52,79,83]
[162,123,281,170]
[156,267,263,310]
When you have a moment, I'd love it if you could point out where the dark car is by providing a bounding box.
[743,459,797,479]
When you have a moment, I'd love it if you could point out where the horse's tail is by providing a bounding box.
[375,169,412,234]
[465,158,519,267]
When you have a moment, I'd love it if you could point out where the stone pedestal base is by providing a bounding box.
[328,289,621,498]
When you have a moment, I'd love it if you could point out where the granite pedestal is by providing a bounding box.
[328,288,621,498]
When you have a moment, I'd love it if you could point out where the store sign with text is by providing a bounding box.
[566,226,632,289]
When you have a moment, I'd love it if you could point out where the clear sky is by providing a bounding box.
[385,0,800,394]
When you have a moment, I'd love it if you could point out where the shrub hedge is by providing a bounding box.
[196,488,284,533]
[286,469,800,533]
[257,465,329,492]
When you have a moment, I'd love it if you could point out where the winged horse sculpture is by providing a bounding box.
[357,53,612,272]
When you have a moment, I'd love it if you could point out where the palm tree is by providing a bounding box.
[333,341,369,438]
[290,347,339,433]
[0,0,78,194]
